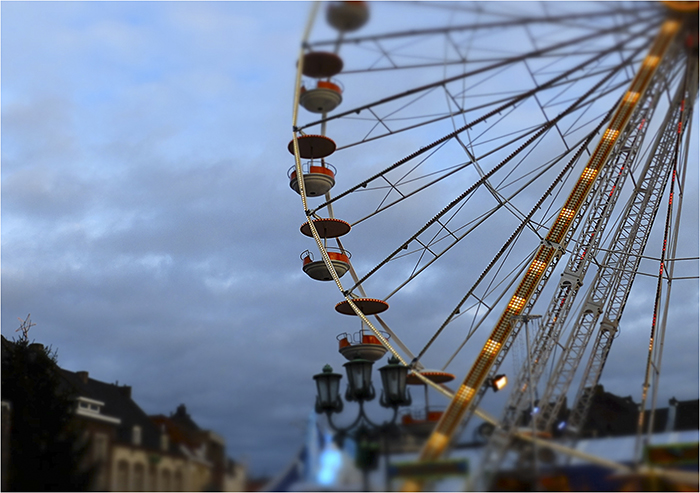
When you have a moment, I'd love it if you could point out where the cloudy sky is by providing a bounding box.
[2,1,698,477]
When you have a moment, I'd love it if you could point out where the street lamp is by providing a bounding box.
[313,355,412,491]
[378,356,410,408]
[344,357,375,402]
[314,364,343,414]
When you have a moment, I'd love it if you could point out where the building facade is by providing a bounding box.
[62,369,246,491]
[1,335,245,492]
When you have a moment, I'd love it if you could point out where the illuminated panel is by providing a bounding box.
[529,260,547,277]
[602,128,620,142]
[644,55,660,68]
[507,296,527,312]
[403,19,683,490]
[624,91,640,104]
[581,168,598,181]
[483,338,502,356]
[559,208,576,221]
[417,383,476,466]
[451,385,477,413]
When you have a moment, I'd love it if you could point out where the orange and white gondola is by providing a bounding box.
[288,134,338,196]
[288,161,336,197]
[336,329,390,362]
[401,370,456,435]
[299,79,343,114]
[300,247,351,281]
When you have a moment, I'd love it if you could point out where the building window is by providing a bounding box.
[92,433,109,490]
[133,464,145,491]
[132,426,142,446]
[174,470,183,492]
[161,469,171,492]
[117,460,130,491]
[93,433,108,462]
[148,464,158,491]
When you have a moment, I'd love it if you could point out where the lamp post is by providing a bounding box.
[313,355,411,491]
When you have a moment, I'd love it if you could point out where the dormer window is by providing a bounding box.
[79,401,100,412]
[77,397,104,414]
[75,396,121,425]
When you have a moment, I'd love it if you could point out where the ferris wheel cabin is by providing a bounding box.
[298,218,352,280]
[300,248,351,281]
[326,1,369,32]
[300,79,343,114]
[299,51,344,114]
[400,370,456,434]
[336,329,390,361]
[288,135,337,196]
[288,162,336,196]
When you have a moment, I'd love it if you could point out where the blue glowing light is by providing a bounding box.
[316,434,343,486]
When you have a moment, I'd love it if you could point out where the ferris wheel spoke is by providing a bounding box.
[345,50,638,298]
[412,110,614,363]
[335,47,646,75]
[352,137,580,298]
[549,80,632,145]
[299,18,654,138]
[311,37,646,221]
[437,248,537,371]
[318,105,608,221]
[348,120,543,227]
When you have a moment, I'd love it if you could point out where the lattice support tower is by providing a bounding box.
[401,18,684,492]
[470,39,682,487]
[426,31,663,456]
[560,52,698,438]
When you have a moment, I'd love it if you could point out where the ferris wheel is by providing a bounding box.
[288,1,698,488]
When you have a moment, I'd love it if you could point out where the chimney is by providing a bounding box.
[76,371,89,384]
[119,385,132,399]
[667,397,679,432]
